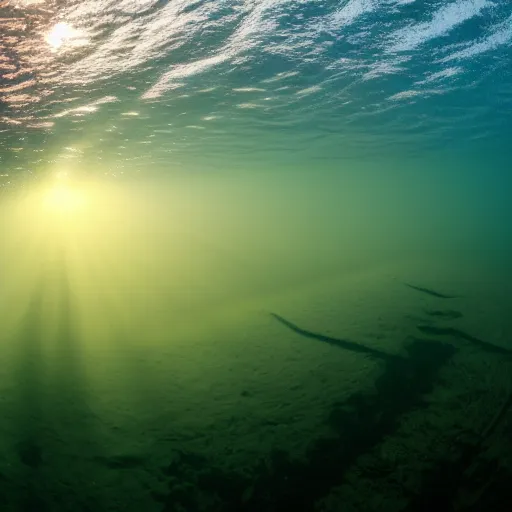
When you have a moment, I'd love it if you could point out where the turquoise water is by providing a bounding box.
[1,1,511,164]
[1,1,512,510]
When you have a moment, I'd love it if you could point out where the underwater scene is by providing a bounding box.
[1,0,512,510]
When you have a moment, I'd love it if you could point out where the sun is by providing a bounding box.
[45,22,78,50]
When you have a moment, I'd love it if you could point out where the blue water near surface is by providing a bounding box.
[1,0,511,171]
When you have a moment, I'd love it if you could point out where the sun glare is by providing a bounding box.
[42,182,86,213]
[45,22,88,51]
[46,22,73,49]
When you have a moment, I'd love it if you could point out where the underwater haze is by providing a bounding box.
[1,1,512,510]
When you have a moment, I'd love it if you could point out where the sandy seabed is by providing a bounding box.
[1,254,511,511]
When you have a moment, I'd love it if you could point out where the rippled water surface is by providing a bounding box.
[1,0,512,171]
